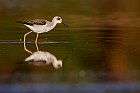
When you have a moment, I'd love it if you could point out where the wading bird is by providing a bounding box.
[16,16,68,50]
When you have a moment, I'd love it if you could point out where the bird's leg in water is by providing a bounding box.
[24,42,33,54]
[23,31,33,54]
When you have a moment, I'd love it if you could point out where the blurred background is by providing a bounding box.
[0,0,140,93]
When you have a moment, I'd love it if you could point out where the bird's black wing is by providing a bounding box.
[27,19,46,25]
[16,19,46,26]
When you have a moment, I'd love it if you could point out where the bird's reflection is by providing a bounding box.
[23,42,62,69]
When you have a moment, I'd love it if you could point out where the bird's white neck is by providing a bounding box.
[45,20,57,32]
[52,20,57,28]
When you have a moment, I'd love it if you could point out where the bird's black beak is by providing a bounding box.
[62,22,69,28]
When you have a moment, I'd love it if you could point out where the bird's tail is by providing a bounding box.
[16,21,25,24]
[16,21,33,26]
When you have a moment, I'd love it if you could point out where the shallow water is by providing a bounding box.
[0,24,140,92]
[0,0,140,93]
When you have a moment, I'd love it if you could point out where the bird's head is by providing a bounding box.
[53,16,62,23]
[53,16,69,28]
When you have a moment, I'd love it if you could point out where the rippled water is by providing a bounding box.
[0,0,140,93]
[0,24,140,92]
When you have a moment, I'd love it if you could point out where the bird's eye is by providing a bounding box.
[57,18,61,20]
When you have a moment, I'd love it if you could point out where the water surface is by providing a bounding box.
[0,0,140,93]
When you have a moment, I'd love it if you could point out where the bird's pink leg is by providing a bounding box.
[24,31,32,43]
[24,43,33,54]
[35,33,39,51]
[23,31,33,54]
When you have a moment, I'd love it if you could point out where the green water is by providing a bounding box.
[0,0,140,92]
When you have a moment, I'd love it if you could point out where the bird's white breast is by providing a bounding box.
[25,23,56,33]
